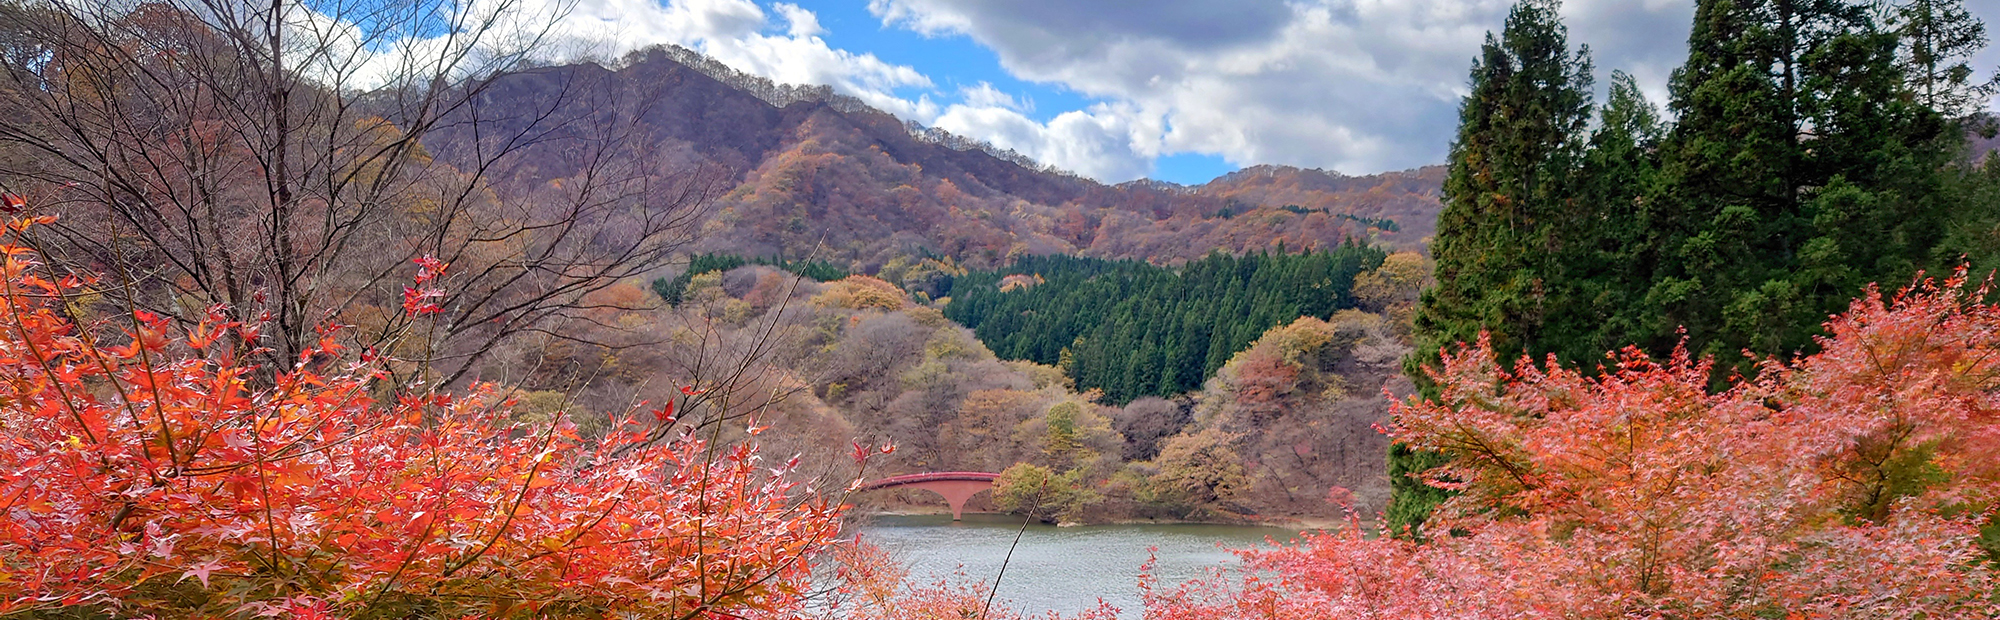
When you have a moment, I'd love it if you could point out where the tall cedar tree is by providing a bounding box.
[1392,0,1593,534]
[1565,72,1663,359]
[1893,0,1998,118]
[1638,0,1953,369]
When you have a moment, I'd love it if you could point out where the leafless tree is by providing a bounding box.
[0,0,719,385]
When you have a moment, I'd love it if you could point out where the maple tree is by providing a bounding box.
[1145,271,2000,618]
[0,220,853,619]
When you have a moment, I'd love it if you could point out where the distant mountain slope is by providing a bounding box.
[1200,165,1446,245]
[1973,127,1999,164]
[431,46,1444,269]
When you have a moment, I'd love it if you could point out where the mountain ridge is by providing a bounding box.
[432,46,1447,270]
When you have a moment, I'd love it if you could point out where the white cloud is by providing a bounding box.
[291,0,933,115]
[931,101,1155,181]
[867,0,1705,177]
[886,0,1997,175]
[283,0,555,90]
[958,82,1030,112]
[772,3,823,38]
[552,0,933,106]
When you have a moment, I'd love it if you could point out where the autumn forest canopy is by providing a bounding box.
[1,0,1999,618]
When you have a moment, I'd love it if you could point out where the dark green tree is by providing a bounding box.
[1408,0,1595,375]
[1392,0,1594,534]
[1635,0,1956,369]
[1393,0,1999,540]
[1556,71,1665,366]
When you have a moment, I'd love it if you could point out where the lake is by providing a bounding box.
[856,514,1306,617]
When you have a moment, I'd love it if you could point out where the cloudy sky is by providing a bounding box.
[544,0,2000,184]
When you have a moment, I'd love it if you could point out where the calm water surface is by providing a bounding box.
[857,514,1302,617]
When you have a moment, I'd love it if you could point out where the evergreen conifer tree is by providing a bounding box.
[1393,0,1594,534]
[1409,0,1593,376]
[1564,72,1664,360]
[1892,0,1998,119]
[1637,0,1952,369]
[1393,0,1998,539]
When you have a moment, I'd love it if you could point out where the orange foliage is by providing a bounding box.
[813,275,910,311]
[0,224,847,618]
[997,274,1043,293]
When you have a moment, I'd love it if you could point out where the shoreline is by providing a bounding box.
[849,506,1346,532]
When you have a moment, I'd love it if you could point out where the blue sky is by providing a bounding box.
[521,0,2000,185]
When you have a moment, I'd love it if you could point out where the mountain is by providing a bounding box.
[411,47,1436,523]
[431,46,1443,271]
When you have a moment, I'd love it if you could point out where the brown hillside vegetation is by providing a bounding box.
[427,46,1444,271]
[516,263,1414,522]
[1201,165,1446,245]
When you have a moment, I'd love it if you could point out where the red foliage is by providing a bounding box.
[0,224,845,618]
[1144,272,2000,618]
[400,255,448,316]
[1225,353,1299,410]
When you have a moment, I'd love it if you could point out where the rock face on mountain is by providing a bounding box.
[431,47,1443,270]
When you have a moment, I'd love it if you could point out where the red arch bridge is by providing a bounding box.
[856,471,1001,520]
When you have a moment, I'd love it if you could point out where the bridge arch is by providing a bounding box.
[856,472,1001,520]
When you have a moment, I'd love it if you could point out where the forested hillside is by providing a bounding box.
[533,262,1413,522]
[943,247,1385,403]
[1200,165,1447,244]
[408,36,1439,532]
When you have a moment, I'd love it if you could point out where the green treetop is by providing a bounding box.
[1637,0,1957,371]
